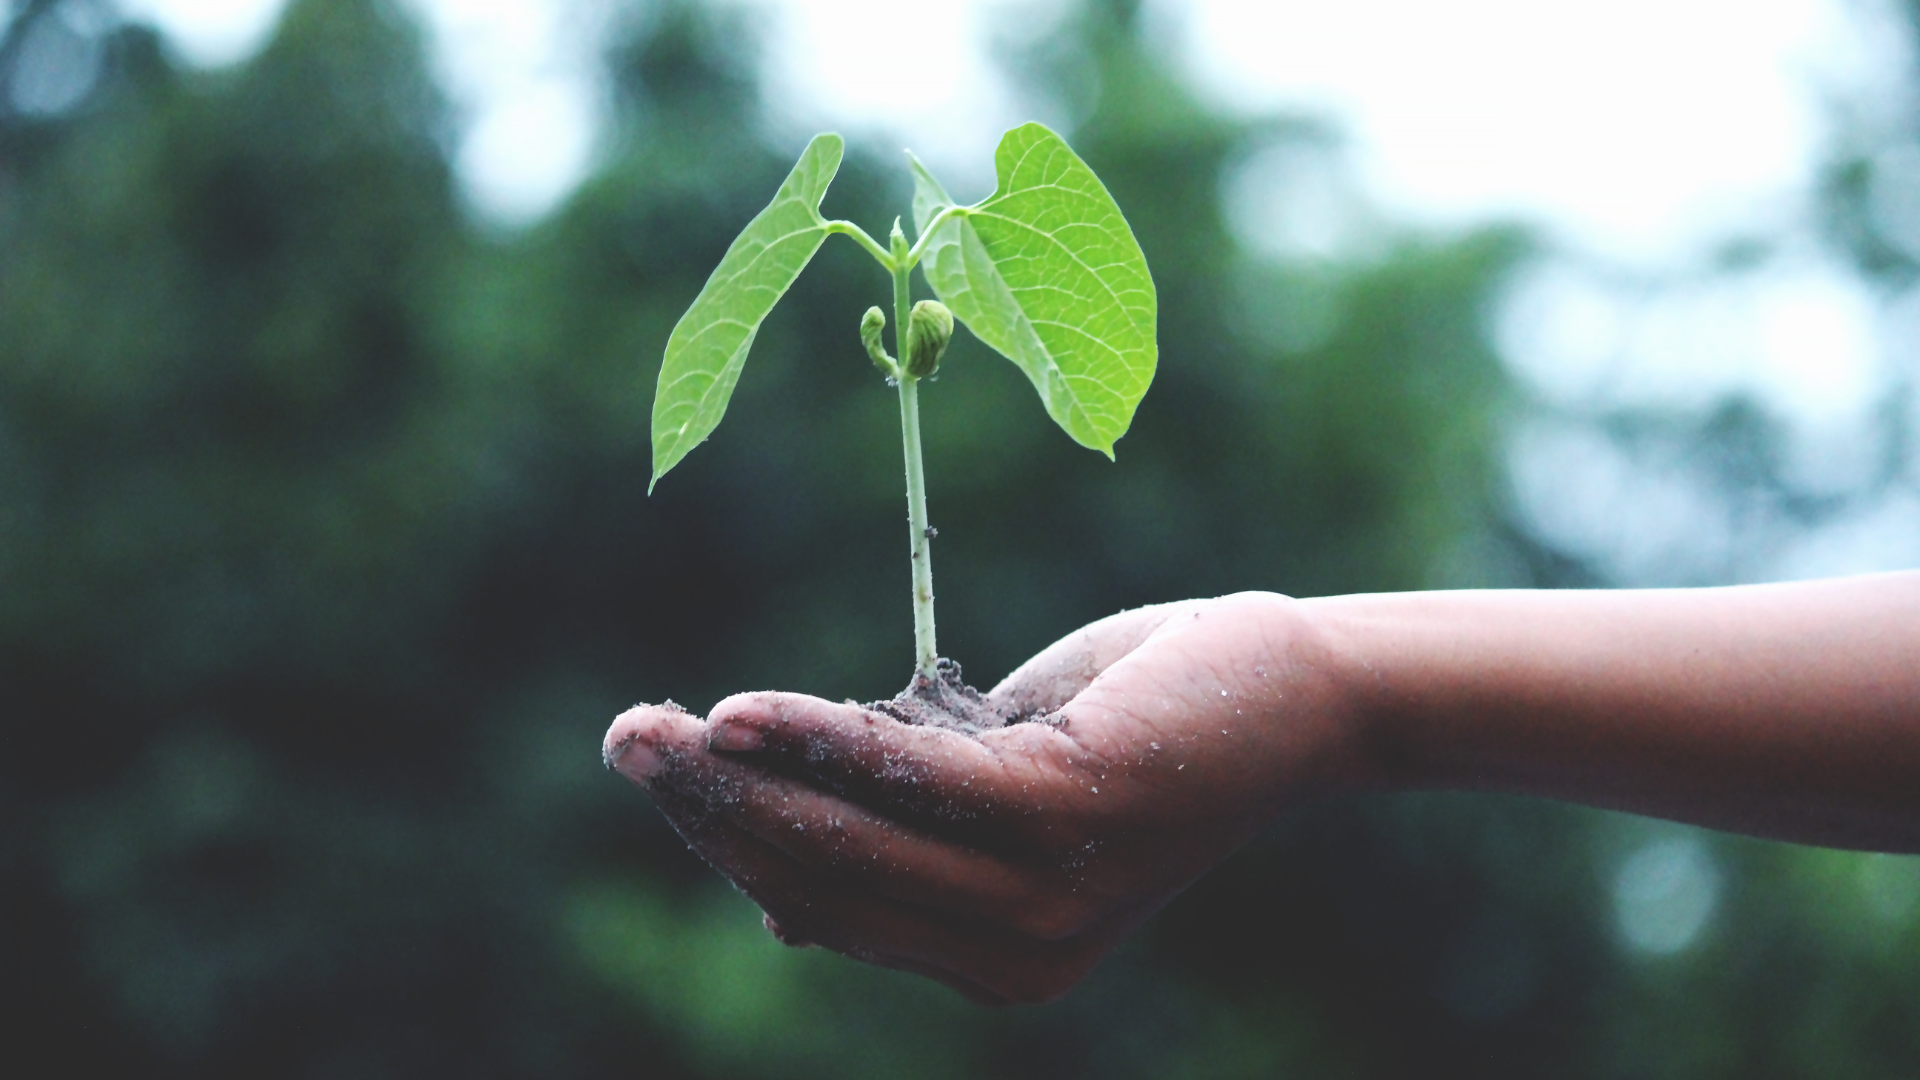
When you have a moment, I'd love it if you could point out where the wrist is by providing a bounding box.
[1293,593,1420,796]
[1196,592,1395,809]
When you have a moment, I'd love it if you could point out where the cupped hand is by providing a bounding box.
[602,592,1374,1004]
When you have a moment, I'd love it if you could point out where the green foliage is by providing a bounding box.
[645,120,1155,672]
[650,133,844,490]
[650,120,1156,492]
[570,881,980,1080]
[911,124,1157,457]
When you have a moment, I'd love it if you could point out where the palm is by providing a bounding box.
[603,593,1356,1004]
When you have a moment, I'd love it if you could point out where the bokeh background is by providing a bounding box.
[4,0,1919,1075]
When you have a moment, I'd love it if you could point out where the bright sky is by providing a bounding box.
[110,0,1905,249]
[1169,0,1901,258]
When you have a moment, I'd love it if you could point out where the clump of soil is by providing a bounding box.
[866,658,1038,736]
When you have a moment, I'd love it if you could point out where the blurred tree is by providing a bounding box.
[0,0,657,1074]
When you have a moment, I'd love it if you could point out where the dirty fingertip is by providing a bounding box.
[706,692,887,759]
[601,702,692,780]
[709,691,785,727]
[707,720,764,753]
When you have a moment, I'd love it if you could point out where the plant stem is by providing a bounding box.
[901,204,967,265]
[891,225,938,681]
[898,378,937,681]
[825,220,893,268]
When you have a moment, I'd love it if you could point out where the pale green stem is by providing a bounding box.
[825,220,893,269]
[891,224,938,680]
[902,204,969,266]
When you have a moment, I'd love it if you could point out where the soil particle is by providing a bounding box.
[866,658,1051,736]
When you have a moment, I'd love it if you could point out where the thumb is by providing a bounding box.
[985,600,1204,717]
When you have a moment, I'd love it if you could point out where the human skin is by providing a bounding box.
[602,571,1920,1005]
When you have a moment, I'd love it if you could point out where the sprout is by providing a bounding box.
[860,306,895,376]
[903,300,953,377]
[648,124,1157,681]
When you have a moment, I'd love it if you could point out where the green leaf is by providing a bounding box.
[910,123,1156,458]
[649,133,844,491]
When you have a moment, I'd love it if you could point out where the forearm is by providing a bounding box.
[1303,573,1920,851]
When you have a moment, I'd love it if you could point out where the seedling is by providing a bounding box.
[649,123,1156,708]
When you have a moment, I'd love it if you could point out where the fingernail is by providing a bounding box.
[708,722,763,753]
[604,731,663,779]
[604,706,668,779]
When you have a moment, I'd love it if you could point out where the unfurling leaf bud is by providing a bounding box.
[858,306,894,376]
[904,300,954,378]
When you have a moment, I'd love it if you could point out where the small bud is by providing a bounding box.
[858,306,893,375]
[888,216,908,260]
[903,299,953,378]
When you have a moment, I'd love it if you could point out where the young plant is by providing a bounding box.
[649,123,1156,696]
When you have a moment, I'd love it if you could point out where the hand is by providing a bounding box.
[602,592,1374,1004]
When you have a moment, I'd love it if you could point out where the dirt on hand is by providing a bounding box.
[865,658,1055,736]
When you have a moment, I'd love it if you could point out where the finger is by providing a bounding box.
[611,699,1091,934]
[603,701,708,787]
[706,692,1094,829]
[653,784,1020,1004]
[646,783,1014,1005]
[985,601,1204,716]
[663,793,1104,1005]
[648,740,1095,939]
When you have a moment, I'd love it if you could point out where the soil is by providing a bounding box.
[865,657,1053,736]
